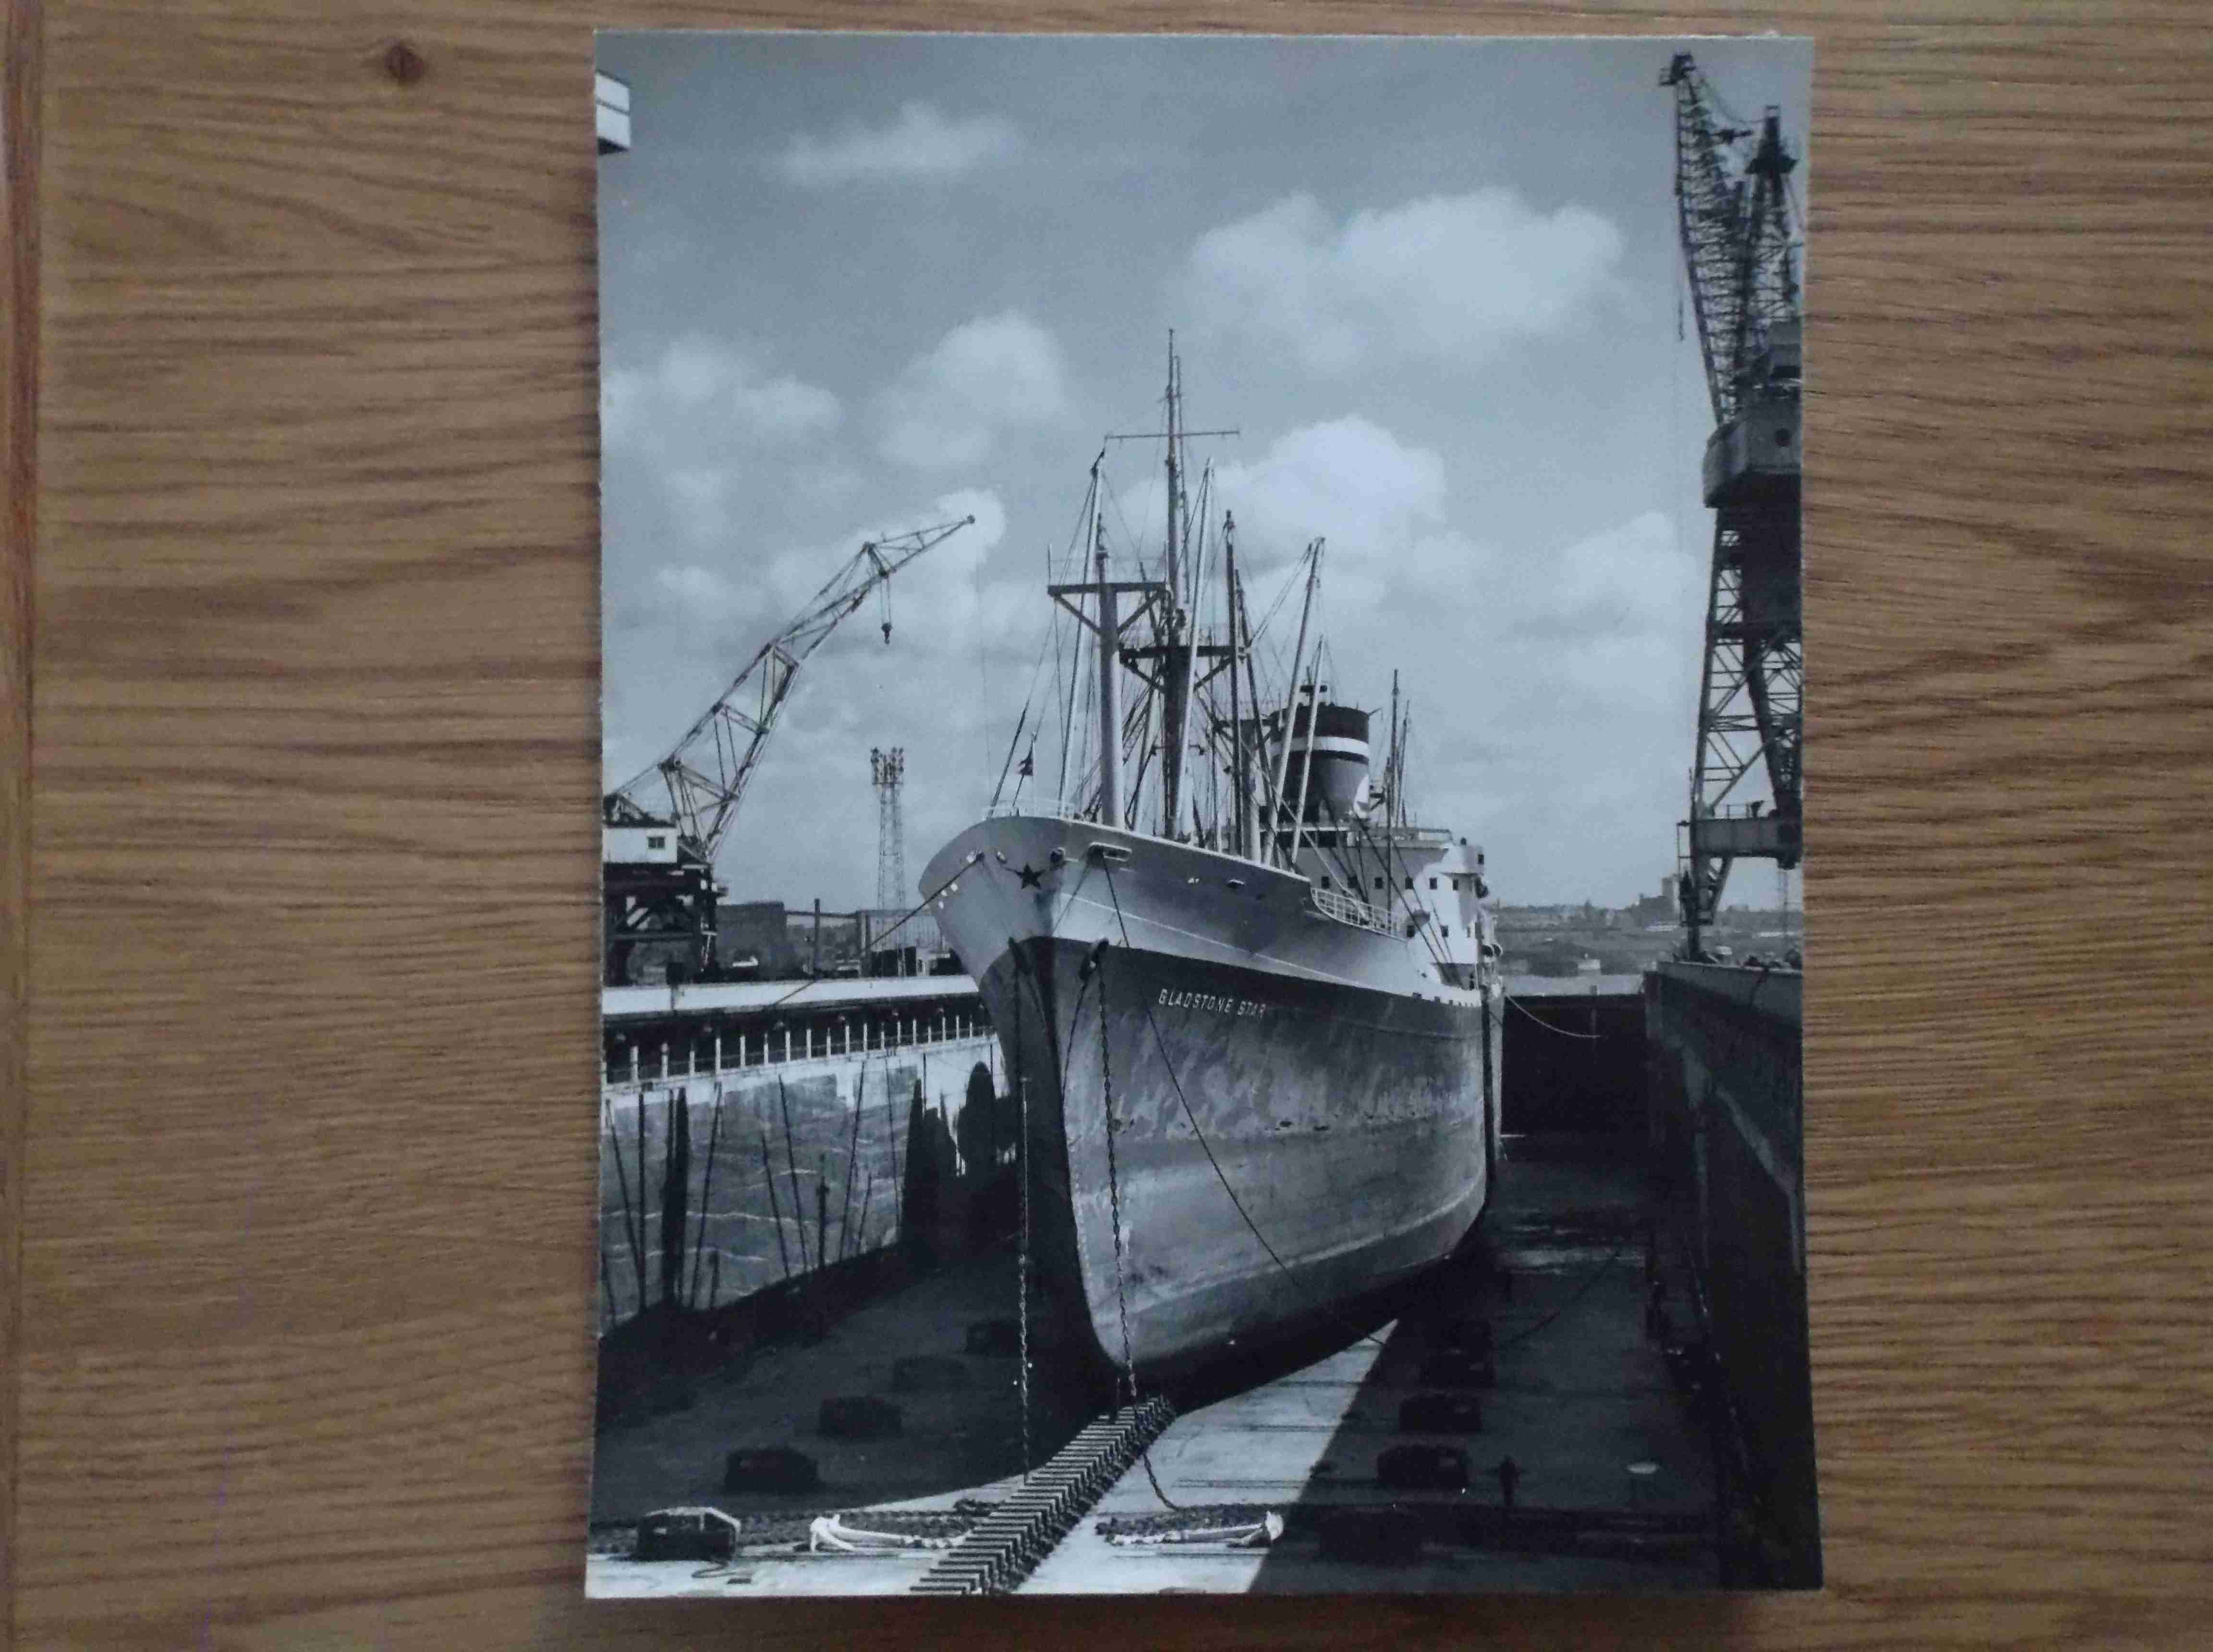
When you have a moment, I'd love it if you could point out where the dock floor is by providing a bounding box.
[589,1143,1719,1596]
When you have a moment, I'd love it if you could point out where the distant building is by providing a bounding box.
[779,905,946,978]
[1627,873,1676,928]
[720,901,799,977]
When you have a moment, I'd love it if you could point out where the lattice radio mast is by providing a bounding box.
[872,746,907,909]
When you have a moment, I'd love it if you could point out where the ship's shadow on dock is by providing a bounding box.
[589,1233,1119,1527]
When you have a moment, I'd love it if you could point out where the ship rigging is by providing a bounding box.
[996,343,1484,961]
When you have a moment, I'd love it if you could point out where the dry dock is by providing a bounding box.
[589,1142,1722,1596]
[588,966,1812,1597]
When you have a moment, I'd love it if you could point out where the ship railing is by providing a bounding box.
[984,794,1091,823]
[605,1008,994,1090]
[1309,884,1397,935]
[1381,824,1460,848]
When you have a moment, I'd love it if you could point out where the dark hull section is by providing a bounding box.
[980,935,1494,1379]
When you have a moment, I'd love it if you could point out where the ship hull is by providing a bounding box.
[925,814,1498,1378]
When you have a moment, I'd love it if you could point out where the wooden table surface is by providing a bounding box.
[5,1,2210,1645]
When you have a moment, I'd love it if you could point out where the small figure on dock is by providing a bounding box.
[1496,1454,1522,1512]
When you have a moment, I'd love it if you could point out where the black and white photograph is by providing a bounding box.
[587,31,1813,1597]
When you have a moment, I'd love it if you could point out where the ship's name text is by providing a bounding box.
[1157,987,1272,1019]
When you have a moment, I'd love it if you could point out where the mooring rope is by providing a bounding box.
[752,853,981,1015]
[1493,1231,1634,1352]
[1013,964,1033,1480]
[1503,992,1610,1041]
[1077,931,1182,1511]
[1093,939,1141,1407]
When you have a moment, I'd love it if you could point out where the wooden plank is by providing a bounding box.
[11,0,2213,1645]
[2,0,43,1642]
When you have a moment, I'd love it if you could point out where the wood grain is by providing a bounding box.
[3,0,42,1640]
[9,0,2213,1645]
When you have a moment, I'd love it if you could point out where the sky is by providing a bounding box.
[596,32,1812,910]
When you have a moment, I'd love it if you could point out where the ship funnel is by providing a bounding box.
[1267,697,1371,824]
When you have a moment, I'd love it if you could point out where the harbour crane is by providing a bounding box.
[1662,52,1804,956]
[601,515,974,984]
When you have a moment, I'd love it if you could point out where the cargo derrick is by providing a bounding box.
[1663,53,1804,956]
[601,517,973,984]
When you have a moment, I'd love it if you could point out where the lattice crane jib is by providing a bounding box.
[600,514,972,983]
[1664,53,1801,430]
[1663,53,1804,950]
[606,515,973,865]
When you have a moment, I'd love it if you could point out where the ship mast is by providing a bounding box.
[1159,338,1191,838]
[1173,465,1212,839]
[1055,461,1099,808]
[1236,568,1272,858]
[1164,336,1182,594]
[1269,541,1323,868]
[1387,670,1401,830]
[1223,514,1245,860]
[1048,501,1160,829]
[1093,541,1120,825]
[1289,649,1321,866]
[1109,338,1234,842]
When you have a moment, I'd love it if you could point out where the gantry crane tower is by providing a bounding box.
[1663,52,1804,956]
[601,516,973,984]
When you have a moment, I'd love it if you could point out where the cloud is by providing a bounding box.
[1117,417,1475,616]
[875,314,1070,469]
[1231,495,1701,901]
[774,101,1019,186]
[1511,510,1694,641]
[1179,189,1625,373]
[1141,416,1696,761]
[1085,420,1703,899]
[601,336,840,451]
[1111,418,1695,689]
[633,489,1015,660]
[1215,418,1449,567]
[1437,510,1703,823]
[599,337,843,550]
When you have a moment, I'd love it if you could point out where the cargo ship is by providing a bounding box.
[922,346,1501,1379]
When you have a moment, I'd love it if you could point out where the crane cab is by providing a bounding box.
[604,822,681,866]
[1704,320,1802,507]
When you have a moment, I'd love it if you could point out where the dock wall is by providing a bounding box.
[598,1031,1007,1328]
[1645,961,1818,1586]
